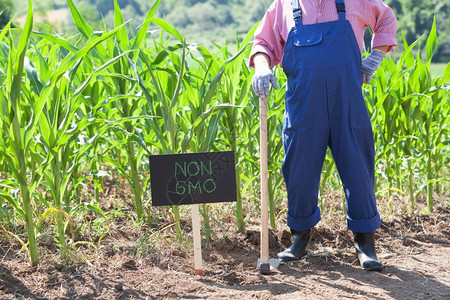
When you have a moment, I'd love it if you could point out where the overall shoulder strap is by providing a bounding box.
[335,0,346,20]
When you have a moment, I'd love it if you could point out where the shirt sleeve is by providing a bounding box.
[249,0,286,69]
[365,0,398,52]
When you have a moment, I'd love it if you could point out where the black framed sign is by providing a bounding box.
[149,151,237,206]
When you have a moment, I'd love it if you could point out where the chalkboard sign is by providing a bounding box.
[149,151,237,206]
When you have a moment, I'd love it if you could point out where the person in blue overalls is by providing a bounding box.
[250,0,397,271]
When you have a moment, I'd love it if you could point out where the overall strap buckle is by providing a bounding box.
[293,8,302,20]
[336,3,346,12]
[335,0,346,20]
[291,0,302,20]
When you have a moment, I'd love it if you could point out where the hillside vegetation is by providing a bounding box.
[12,0,272,48]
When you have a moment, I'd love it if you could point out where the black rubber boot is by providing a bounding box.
[277,229,311,262]
[354,231,383,271]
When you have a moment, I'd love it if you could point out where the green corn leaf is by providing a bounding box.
[24,57,43,94]
[32,31,79,53]
[38,109,54,147]
[73,51,131,97]
[402,30,414,68]
[397,34,423,73]
[204,44,249,104]
[86,204,109,223]
[67,0,94,39]
[0,190,25,218]
[151,44,184,66]
[102,157,132,183]
[240,22,259,49]
[11,0,33,110]
[114,0,129,49]
[25,23,128,153]
[149,17,183,42]
[426,16,437,64]
[169,38,186,109]
[133,0,161,48]
[442,63,450,83]
[34,46,51,84]
[0,22,10,44]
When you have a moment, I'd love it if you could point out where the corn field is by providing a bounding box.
[0,0,448,267]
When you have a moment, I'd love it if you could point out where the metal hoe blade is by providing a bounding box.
[257,258,282,274]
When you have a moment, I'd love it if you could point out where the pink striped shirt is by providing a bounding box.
[250,0,398,69]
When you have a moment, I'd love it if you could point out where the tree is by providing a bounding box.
[385,0,449,62]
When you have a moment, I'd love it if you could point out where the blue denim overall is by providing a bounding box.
[281,0,381,233]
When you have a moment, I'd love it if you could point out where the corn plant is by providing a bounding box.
[0,0,38,265]
[0,0,448,267]
[366,18,449,212]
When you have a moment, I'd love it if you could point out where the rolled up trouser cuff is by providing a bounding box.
[287,206,321,232]
[347,212,381,233]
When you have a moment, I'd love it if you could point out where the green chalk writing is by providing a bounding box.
[175,179,216,195]
[175,160,212,177]
[174,160,216,195]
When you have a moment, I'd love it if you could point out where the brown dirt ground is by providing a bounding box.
[1,194,449,300]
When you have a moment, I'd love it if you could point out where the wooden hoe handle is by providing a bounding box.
[259,97,270,274]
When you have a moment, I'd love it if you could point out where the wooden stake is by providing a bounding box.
[191,204,203,275]
[260,97,270,267]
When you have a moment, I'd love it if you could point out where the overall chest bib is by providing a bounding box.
[280,0,381,233]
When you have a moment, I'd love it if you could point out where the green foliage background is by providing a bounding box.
[7,0,448,62]
[384,0,450,63]
[10,0,271,48]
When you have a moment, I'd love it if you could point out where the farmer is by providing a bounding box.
[250,0,397,271]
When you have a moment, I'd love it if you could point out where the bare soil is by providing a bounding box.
[1,196,449,299]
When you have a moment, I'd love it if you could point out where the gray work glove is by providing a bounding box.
[252,63,279,98]
[361,49,384,84]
